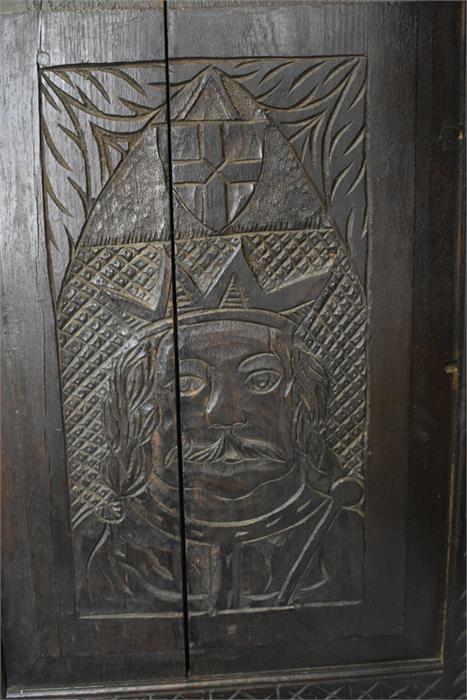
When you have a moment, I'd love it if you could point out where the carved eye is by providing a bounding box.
[244,369,282,394]
[179,375,206,398]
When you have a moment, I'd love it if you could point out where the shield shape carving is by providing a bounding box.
[170,69,267,232]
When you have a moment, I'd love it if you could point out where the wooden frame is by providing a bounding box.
[1,2,464,698]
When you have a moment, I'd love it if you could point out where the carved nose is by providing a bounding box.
[206,384,245,427]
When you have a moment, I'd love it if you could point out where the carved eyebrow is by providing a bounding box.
[179,358,210,378]
[238,353,282,373]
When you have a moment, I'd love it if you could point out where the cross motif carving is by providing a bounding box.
[171,121,264,232]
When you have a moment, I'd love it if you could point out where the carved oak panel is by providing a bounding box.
[40,56,369,621]
[2,1,463,695]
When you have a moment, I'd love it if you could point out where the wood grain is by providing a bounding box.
[1,1,187,689]
[1,1,464,697]
[167,0,419,676]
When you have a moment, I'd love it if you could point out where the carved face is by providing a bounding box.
[149,319,327,525]
[178,320,295,493]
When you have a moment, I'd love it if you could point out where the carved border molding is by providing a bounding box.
[115,675,445,699]
[6,661,451,699]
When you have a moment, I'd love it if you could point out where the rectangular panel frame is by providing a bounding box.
[1,1,464,697]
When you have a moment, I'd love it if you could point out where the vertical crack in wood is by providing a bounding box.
[163,0,191,677]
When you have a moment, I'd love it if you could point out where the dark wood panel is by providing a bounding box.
[166,0,461,677]
[1,5,62,680]
[1,659,447,699]
[167,52,371,668]
[1,1,464,698]
[403,0,465,664]
[1,1,187,689]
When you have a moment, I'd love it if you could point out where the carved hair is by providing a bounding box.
[98,337,165,523]
[268,328,338,490]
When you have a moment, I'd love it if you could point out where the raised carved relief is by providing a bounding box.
[40,57,368,616]
[169,65,366,613]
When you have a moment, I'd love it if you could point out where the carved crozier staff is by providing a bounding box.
[277,476,363,605]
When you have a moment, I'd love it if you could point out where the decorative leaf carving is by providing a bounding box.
[41,59,368,294]
[40,64,167,298]
[234,58,368,283]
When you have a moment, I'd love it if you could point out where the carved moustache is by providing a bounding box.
[163,431,286,468]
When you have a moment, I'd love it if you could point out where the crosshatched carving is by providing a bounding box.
[40,57,368,616]
[116,673,444,700]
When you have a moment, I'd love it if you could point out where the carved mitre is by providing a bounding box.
[57,67,367,528]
